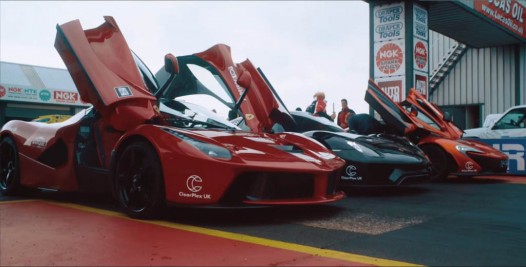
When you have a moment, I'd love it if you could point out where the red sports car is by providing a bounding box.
[0,17,346,218]
[364,80,509,181]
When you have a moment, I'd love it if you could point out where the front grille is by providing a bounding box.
[220,172,314,204]
[326,171,340,195]
[467,152,508,173]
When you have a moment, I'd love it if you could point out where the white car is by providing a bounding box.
[482,113,502,128]
[464,105,526,139]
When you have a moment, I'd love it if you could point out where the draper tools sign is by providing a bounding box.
[413,3,429,100]
[374,2,405,42]
[475,0,526,39]
[0,83,88,106]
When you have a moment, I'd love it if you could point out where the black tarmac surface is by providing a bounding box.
[2,175,525,266]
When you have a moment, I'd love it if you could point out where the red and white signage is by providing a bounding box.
[414,72,428,99]
[376,76,405,103]
[0,85,6,98]
[54,90,79,103]
[475,0,526,39]
[374,40,405,77]
[414,41,428,71]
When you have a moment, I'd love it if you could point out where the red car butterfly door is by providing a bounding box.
[195,45,279,132]
[54,16,159,131]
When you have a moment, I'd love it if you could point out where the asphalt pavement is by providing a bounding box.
[1,175,525,266]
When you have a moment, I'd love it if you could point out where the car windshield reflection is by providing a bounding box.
[160,99,239,130]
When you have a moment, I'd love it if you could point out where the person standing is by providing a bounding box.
[306,91,335,121]
[336,99,355,129]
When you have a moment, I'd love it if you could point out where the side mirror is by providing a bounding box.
[444,112,452,122]
[410,105,418,116]
[237,71,252,89]
[164,53,179,75]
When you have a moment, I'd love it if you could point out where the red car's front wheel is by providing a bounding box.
[114,140,165,219]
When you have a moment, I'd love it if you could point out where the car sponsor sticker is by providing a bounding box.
[179,175,211,199]
[30,137,47,148]
[115,86,133,98]
[341,165,363,181]
[461,161,478,173]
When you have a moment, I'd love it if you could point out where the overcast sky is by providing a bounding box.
[0,1,370,118]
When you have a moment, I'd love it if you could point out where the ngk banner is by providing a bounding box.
[413,40,428,72]
[0,84,89,106]
[374,39,405,77]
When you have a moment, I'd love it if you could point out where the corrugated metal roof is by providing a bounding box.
[0,61,77,92]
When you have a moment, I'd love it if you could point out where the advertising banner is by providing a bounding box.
[375,76,405,103]
[476,138,526,175]
[413,40,429,72]
[0,84,89,106]
[374,39,405,77]
[474,0,526,39]
[413,4,428,40]
[414,71,428,98]
[374,2,405,42]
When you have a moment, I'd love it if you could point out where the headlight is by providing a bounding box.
[163,128,232,160]
[456,145,483,154]
[346,141,381,157]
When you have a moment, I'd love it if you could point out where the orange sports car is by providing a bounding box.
[364,80,508,181]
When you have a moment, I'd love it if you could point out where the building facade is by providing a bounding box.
[0,61,89,125]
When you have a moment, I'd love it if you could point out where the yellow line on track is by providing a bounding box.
[5,199,422,266]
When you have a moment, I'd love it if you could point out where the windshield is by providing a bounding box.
[160,99,239,130]
[131,51,159,94]
[403,104,441,131]
[493,107,526,130]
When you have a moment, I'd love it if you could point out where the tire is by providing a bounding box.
[421,145,450,182]
[114,141,165,219]
[0,137,21,195]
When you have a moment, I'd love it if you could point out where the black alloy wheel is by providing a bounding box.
[0,137,21,195]
[421,145,449,182]
[114,141,165,219]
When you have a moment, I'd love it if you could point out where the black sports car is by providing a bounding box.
[157,44,431,187]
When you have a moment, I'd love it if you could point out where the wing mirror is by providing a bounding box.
[164,53,179,75]
[232,71,252,115]
[155,53,179,98]
[410,105,418,116]
[444,112,452,122]
[237,71,252,89]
